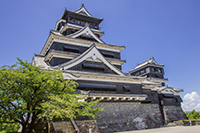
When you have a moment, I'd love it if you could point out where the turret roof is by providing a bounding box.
[40,30,125,56]
[136,57,159,69]
[61,4,103,23]
[74,3,93,17]
[129,57,164,73]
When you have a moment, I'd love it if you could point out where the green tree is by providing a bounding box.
[192,111,200,119]
[0,58,102,133]
[185,110,200,120]
[0,118,20,133]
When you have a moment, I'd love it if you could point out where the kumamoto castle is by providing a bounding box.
[32,4,187,133]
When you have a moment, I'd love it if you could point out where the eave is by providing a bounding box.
[155,86,183,95]
[40,32,125,56]
[146,77,168,82]
[62,70,162,85]
[61,8,103,23]
[59,23,104,37]
[54,19,66,31]
[129,63,164,73]
[45,49,126,65]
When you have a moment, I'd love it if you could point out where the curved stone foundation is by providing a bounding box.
[94,102,162,133]
[163,105,187,122]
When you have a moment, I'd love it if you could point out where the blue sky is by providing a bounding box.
[0,0,200,111]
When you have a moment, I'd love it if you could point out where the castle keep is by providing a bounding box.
[32,4,187,132]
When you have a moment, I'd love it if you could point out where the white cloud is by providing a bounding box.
[182,91,200,112]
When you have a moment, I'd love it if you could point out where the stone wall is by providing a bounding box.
[163,105,187,122]
[76,120,100,133]
[53,121,75,133]
[94,102,162,133]
[141,103,163,124]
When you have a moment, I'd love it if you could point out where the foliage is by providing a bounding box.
[0,58,102,133]
[40,94,102,120]
[0,118,20,133]
[185,110,200,120]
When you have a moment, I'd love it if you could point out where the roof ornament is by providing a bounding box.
[81,2,84,7]
[91,42,96,47]
[92,53,97,60]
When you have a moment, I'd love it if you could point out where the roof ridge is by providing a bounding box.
[137,57,156,66]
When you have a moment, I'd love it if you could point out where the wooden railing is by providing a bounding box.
[70,118,80,133]
[49,117,56,133]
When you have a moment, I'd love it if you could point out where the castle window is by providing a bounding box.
[57,22,64,31]
[163,94,174,98]
[151,67,162,73]
[78,35,97,42]
[140,69,146,74]
[74,19,80,24]
[135,72,139,76]
[63,46,79,53]
[95,34,100,38]
[68,17,74,23]
[123,86,131,93]
[78,83,116,93]
[101,51,114,58]
[88,22,93,28]
[82,62,105,72]
[80,21,86,26]
[94,23,98,29]
[175,97,183,102]
[82,62,105,69]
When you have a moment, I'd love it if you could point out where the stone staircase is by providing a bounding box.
[53,121,76,133]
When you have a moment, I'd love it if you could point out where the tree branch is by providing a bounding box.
[9,101,17,109]
[25,112,31,125]
[0,121,16,123]
[33,99,43,109]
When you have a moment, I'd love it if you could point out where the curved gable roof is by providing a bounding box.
[135,57,158,69]
[67,24,104,43]
[156,86,183,95]
[54,43,125,76]
[74,3,93,17]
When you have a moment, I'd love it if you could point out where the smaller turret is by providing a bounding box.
[129,57,165,79]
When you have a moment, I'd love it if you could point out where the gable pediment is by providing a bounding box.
[79,11,88,16]
[54,44,124,76]
[67,25,104,43]
[74,3,93,17]
[156,86,182,95]
[160,88,175,94]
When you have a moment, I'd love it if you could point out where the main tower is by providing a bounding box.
[32,4,187,133]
